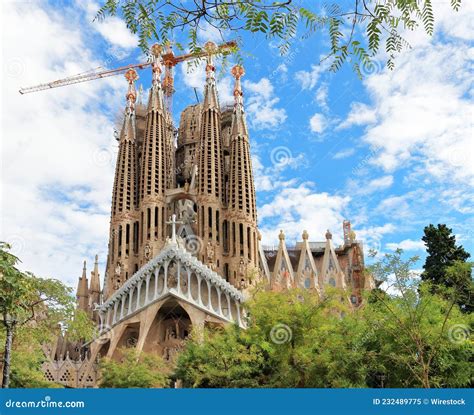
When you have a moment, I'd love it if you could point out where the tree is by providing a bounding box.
[96,0,462,75]
[99,347,168,388]
[444,261,474,314]
[0,326,62,388]
[175,289,369,388]
[0,242,94,388]
[175,251,472,388]
[366,249,472,388]
[421,224,472,312]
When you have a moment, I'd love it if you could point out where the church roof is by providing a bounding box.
[99,241,244,312]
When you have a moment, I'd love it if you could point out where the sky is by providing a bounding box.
[1,0,473,288]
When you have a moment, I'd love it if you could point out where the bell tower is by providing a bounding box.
[139,44,174,266]
[105,68,139,298]
[226,65,258,286]
[196,42,226,273]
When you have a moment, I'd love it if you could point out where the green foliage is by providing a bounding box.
[175,325,268,388]
[99,348,168,388]
[0,242,95,387]
[95,0,462,75]
[66,309,98,343]
[176,289,368,388]
[422,224,471,282]
[175,250,472,388]
[367,249,473,387]
[421,224,472,312]
[0,327,62,388]
[0,242,76,327]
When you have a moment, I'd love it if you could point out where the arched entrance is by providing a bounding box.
[142,299,192,362]
[111,322,140,360]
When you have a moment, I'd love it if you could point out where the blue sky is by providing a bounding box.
[1,0,473,287]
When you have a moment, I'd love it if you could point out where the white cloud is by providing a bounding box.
[258,182,350,247]
[386,239,426,252]
[95,17,138,49]
[332,148,355,159]
[243,78,287,129]
[338,102,377,130]
[315,83,329,111]
[356,224,397,255]
[180,61,206,89]
[179,61,233,105]
[276,63,288,74]
[1,2,124,286]
[252,149,306,193]
[342,40,474,186]
[365,175,394,194]
[309,113,326,133]
[295,64,323,90]
[197,20,226,44]
[77,0,138,50]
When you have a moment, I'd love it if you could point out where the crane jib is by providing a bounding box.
[18,40,237,96]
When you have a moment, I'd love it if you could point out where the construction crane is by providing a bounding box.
[19,40,237,111]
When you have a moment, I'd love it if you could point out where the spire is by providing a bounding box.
[202,41,219,110]
[197,41,224,199]
[111,69,139,216]
[89,255,101,321]
[228,64,256,222]
[76,260,89,311]
[321,230,347,290]
[230,65,248,137]
[147,43,165,113]
[140,43,169,200]
[89,254,101,293]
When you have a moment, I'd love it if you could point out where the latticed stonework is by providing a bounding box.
[43,43,371,387]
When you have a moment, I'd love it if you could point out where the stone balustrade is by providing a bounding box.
[98,242,246,329]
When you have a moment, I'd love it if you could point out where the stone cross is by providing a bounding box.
[166,214,183,243]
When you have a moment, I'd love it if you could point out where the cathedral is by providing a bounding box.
[41,42,371,387]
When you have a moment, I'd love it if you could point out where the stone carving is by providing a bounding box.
[206,241,216,270]
[238,258,246,277]
[144,243,152,260]
[167,262,178,288]
[126,335,138,348]
[177,199,196,225]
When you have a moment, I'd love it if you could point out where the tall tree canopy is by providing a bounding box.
[96,0,462,74]
[421,224,472,312]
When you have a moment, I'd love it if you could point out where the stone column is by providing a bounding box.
[187,269,191,299]
[145,275,150,304]
[136,282,142,311]
[113,302,118,324]
[236,302,242,326]
[120,296,125,319]
[226,294,232,320]
[207,281,211,309]
[217,288,222,315]
[197,276,202,305]
[128,287,134,314]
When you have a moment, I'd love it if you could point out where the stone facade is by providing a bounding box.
[42,43,371,387]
